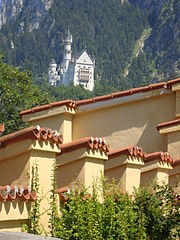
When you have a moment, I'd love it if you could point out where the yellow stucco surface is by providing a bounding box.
[0,200,30,222]
[167,131,180,159]
[0,153,31,186]
[30,150,56,231]
[105,155,144,194]
[57,158,85,188]
[169,164,180,193]
[73,93,175,153]
[57,148,107,195]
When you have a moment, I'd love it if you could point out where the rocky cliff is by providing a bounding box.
[0,0,53,30]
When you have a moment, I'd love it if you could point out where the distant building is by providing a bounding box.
[48,30,95,91]
[48,59,60,86]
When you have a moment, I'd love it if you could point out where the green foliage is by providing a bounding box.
[130,0,180,80]
[0,54,50,134]
[23,165,180,239]
[48,160,60,237]
[22,161,41,235]
[134,183,180,239]
[51,181,180,240]
[29,161,41,234]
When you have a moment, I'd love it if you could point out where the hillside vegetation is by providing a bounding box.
[0,0,179,99]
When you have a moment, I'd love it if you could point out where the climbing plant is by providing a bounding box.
[48,160,60,237]
[22,161,41,235]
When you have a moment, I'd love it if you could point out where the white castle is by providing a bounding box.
[48,30,95,91]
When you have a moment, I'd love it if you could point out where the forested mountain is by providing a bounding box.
[0,0,179,99]
[129,0,180,82]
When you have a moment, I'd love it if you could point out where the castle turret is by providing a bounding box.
[63,29,73,71]
[49,59,57,72]
[48,59,60,86]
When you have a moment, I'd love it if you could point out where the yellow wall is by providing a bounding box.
[0,152,31,186]
[105,155,144,194]
[56,148,107,196]
[29,149,58,232]
[57,158,85,188]
[0,200,30,222]
[175,91,180,117]
[141,169,157,186]
[73,94,175,153]
[32,114,64,133]
[0,220,28,232]
[167,131,180,159]
[141,168,169,186]
[105,165,126,190]
[126,164,142,194]
[169,165,180,194]
[84,159,104,195]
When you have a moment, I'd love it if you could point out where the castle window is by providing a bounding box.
[79,68,90,83]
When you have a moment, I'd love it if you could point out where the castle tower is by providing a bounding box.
[48,59,60,86]
[49,59,57,73]
[63,29,73,72]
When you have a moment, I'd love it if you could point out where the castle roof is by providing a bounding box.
[75,49,94,63]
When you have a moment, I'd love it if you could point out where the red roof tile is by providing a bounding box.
[55,186,69,202]
[76,82,167,106]
[0,124,4,134]
[0,185,36,202]
[20,77,180,117]
[166,77,180,88]
[20,100,76,117]
[144,151,173,164]
[157,119,180,131]
[59,137,110,155]
[0,125,63,148]
[108,146,144,159]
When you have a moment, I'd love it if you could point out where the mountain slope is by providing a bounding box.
[129,0,180,80]
[0,0,148,88]
[0,0,179,92]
